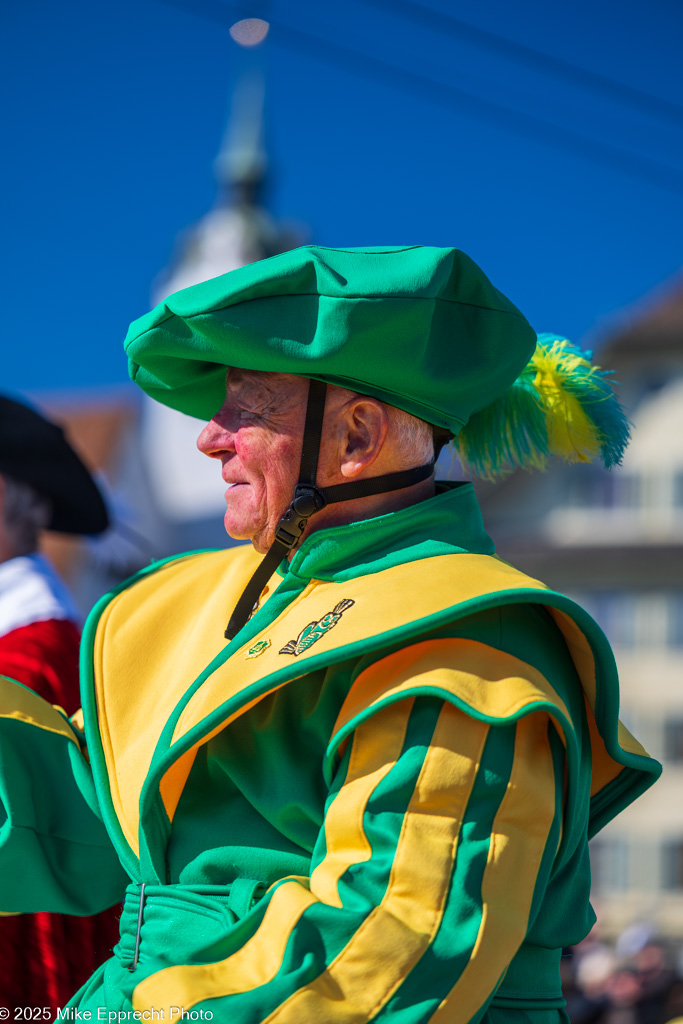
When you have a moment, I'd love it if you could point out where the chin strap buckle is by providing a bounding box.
[274,485,327,550]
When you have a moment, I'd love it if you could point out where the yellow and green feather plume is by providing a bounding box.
[455,333,631,478]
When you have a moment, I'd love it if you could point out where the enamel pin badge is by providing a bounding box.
[245,639,272,659]
[279,600,355,657]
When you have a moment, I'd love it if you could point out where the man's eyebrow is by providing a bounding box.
[226,370,280,406]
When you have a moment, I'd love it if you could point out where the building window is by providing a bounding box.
[661,841,683,890]
[567,466,617,509]
[663,719,683,763]
[616,473,641,509]
[590,837,630,893]
[571,591,683,650]
[673,472,683,509]
[576,591,638,648]
[670,594,683,648]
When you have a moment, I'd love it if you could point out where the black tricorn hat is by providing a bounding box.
[0,395,109,535]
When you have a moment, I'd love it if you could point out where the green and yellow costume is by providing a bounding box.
[0,484,658,1019]
[0,246,660,1019]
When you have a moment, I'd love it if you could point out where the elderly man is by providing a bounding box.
[0,246,659,1020]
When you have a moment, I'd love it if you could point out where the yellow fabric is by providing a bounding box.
[263,705,488,1023]
[90,546,635,859]
[310,699,416,907]
[0,674,79,747]
[92,547,264,851]
[70,707,85,733]
[548,608,649,796]
[331,638,571,745]
[133,703,488,1017]
[431,713,557,1022]
[133,879,319,1010]
[94,549,548,853]
[171,554,549,743]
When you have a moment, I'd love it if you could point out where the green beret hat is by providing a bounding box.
[125,245,537,433]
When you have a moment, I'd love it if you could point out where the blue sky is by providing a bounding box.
[3,0,682,396]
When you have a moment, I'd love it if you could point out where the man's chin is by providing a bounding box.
[223,513,270,554]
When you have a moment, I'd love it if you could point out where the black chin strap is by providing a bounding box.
[224,379,434,640]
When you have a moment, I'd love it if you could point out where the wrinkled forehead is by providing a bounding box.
[226,367,309,403]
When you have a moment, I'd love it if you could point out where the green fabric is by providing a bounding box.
[0,683,128,915]
[124,245,537,430]
[73,484,656,891]
[135,485,655,874]
[279,480,495,581]
[164,601,587,894]
[0,485,661,1021]
[71,700,565,1024]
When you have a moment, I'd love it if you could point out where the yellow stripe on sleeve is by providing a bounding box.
[132,880,318,1011]
[264,704,489,1023]
[311,698,415,907]
[430,712,557,1023]
[132,703,488,1019]
[132,698,414,1011]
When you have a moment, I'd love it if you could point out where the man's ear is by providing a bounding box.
[340,398,389,478]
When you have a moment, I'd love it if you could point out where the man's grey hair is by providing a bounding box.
[330,383,435,466]
[0,473,52,556]
[385,405,435,467]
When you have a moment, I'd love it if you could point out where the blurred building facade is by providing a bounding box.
[475,285,683,937]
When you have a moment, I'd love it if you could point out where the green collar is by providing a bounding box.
[280,481,494,584]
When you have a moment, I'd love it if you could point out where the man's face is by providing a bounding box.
[196,370,310,553]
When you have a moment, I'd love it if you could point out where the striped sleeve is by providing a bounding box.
[132,695,564,1023]
[0,674,128,914]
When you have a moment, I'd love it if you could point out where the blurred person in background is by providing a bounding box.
[606,939,682,1024]
[563,943,615,1024]
[0,395,119,1012]
[565,927,683,1024]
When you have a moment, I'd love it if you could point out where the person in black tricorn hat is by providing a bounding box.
[0,394,118,1012]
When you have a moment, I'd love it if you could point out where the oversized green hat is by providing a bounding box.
[126,244,630,640]
[125,245,537,433]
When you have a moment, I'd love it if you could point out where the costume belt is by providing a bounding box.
[491,945,565,1010]
[113,884,564,1013]
[114,880,267,972]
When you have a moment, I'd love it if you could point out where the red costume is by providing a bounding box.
[0,554,119,1011]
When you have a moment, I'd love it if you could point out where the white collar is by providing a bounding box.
[0,553,80,637]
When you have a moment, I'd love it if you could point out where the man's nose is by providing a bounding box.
[196,418,235,458]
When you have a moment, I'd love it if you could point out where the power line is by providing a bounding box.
[359,0,683,126]
[153,0,683,195]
